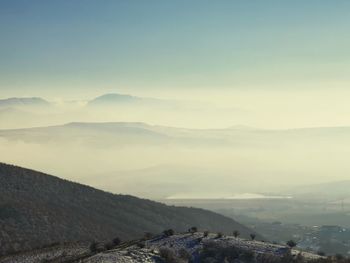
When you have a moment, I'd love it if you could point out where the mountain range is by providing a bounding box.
[1,121,350,199]
[2,121,350,145]
[0,94,242,129]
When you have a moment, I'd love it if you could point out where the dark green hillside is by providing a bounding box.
[0,163,257,256]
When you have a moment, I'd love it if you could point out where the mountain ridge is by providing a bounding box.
[0,97,50,108]
[87,93,167,107]
[3,121,350,133]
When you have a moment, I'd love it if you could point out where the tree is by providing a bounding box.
[144,232,153,240]
[233,230,240,238]
[335,254,344,260]
[190,226,198,233]
[104,242,115,250]
[89,241,98,253]
[216,232,223,239]
[286,240,297,248]
[163,229,175,237]
[317,251,325,256]
[250,233,256,241]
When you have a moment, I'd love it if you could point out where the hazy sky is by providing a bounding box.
[1,1,350,196]
[1,1,350,129]
[1,0,350,98]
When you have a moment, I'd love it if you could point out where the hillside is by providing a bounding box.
[0,163,257,256]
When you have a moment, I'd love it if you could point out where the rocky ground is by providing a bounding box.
[0,233,322,263]
[0,242,90,263]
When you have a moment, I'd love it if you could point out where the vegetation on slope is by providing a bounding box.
[0,163,256,256]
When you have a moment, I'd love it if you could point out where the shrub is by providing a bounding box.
[286,240,297,248]
[203,231,209,237]
[233,230,240,238]
[136,241,146,248]
[240,250,255,262]
[190,226,198,233]
[216,232,223,239]
[144,232,154,240]
[278,253,295,263]
[163,229,175,237]
[46,242,60,248]
[199,241,227,260]
[104,242,115,250]
[178,248,192,260]
[159,247,177,263]
[112,237,121,246]
[258,253,284,263]
[196,237,203,243]
[250,233,256,241]
[89,241,98,253]
[199,242,243,262]
[335,254,344,260]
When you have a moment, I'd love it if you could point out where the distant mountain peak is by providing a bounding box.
[88,93,140,105]
[0,97,50,107]
[87,93,168,108]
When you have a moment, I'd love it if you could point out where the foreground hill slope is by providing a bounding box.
[0,163,256,256]
[1,233,323,263]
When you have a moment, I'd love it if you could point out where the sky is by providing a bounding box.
[1,0,350,128]
[1,0,350,97]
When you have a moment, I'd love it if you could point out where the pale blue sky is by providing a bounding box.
[1,0,350,98]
